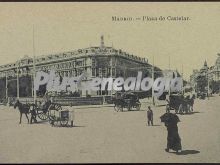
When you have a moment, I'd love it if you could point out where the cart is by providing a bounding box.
[48,107,74,127]
[113,92,141,112]
[166,94,191,114]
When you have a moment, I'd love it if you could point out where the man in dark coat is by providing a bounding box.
[30,107,37,124]
[147,106,153,126]
[165,120,182,153]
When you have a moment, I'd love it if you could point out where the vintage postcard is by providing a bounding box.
[0,2,219,163]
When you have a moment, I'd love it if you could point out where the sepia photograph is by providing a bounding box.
[0,2,219,163]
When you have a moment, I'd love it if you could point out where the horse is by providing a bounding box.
[112,97,125,112]
[185,95,195,112]
[14,100,30,124]
[188,95,195,112]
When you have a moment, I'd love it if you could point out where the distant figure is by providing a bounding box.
[147,106,153,126]
[30,105,37,124]
[189,94,195,112]
[166,99,170,113]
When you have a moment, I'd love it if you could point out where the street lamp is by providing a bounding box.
[5,72,8,104]
[207,69,210,100]
[16,60,21,99]
[152,56,155,106]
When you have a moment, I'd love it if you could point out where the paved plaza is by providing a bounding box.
[0,96,220,163]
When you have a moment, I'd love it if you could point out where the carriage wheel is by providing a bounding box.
[175,108,178,114]
[166,105,170,113]
[54,104,62,111]
[48,110,57,122]
[117,105,123,112]
[178,104,183,114]
[120,106,123,112]
[136,103,141,111]
[127,105,131,111]
[49,116,56,125]
[48,104,62,120]
[114,104,118,111]
[37,111,49,120]
[50,118,59,127]
[186,104,190,114]
[49,104,62,111]
[60,119,68,126]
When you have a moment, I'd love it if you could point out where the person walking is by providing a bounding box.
[147,106,153,126]
[160,113,182,153]
[30,105,37,124]
[165,120,182,153]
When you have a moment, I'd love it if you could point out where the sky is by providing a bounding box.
[0,2,220,80]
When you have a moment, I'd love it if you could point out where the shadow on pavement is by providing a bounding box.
[118,110,143,113]
[179,111,203,115]
[35,120,48,124]
[155,104,166,107]
[176,150,200,155]
[72,125,86,128]
[146,124,161,126]
[49,125,86,128]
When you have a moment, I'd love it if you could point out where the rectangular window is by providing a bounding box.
[92,68,95,76]
[99,68,102,78]
[76,61,82,66]
[92,59,96,66]
[102,68,106,77]
[108,68,111,76]
[96,68,99,76]
[112,68,115,77]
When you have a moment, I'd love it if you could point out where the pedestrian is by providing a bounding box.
[165,121,182,153]
[160,113,182,153]
[147,106,153,126]
[166,99,170,113]
[30,106,37,124]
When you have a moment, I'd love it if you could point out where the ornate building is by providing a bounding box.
[190,60,209,93]
[190,54,220,94]
[209,54,220,81]
[0,36,163,100]
[209,54,220,93]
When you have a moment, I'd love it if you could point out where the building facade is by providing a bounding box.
[0,36,163,100]
[190,54,220,94]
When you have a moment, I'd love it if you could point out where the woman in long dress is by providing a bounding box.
[165,120,182,153]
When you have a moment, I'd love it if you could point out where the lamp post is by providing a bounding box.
[16,61,20,99]
[5,72,8,104]
[168,56,171,97]
[33,25,37,104]
[110,56,113,96]
[152,56,155,106]
[207,69,210,100]
[181,64,184,95]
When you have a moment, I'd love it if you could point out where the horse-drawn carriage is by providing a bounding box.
[30,100,62,121]
[14,99,74,127]
[31,100,74,127]
[166,93,195,114]
[113,92,141,112]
